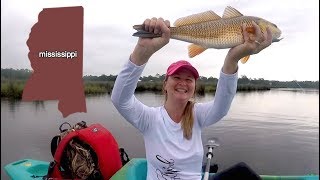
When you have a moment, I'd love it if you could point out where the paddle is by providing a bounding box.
[203,138,220,180]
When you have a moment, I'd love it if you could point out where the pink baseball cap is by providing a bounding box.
[166,60,199,79]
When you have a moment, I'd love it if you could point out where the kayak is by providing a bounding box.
[4,158,319,180]
[111,158,319,180]
[4,159,49,180]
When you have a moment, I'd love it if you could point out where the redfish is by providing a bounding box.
[133,6,282,63]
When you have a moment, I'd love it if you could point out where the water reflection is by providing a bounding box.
[4,99,46,114]
[33,101,45,112]
[273,88,319,94]
[7,99,21,113]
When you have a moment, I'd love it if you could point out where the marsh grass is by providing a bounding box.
[84,81,113,95]
[1,80,271,99]
[1,80,25,99]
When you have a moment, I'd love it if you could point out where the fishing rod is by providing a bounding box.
[203,138,220,180]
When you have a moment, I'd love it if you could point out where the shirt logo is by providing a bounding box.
[155,155,180,180]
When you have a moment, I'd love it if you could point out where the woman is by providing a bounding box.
[111,17,271,180]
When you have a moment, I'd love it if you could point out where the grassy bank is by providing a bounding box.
[1,80,25,99]
[136,82,270,94]
[0,81,114,99]
[1,80,273,100]
[84,81,113,95]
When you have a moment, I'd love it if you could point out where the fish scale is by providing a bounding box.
[171,17,256,49]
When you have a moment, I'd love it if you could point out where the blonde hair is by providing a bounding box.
[181,100,195,140]
[163,77,196,140]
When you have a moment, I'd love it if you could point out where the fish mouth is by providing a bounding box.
[273,37,283,42]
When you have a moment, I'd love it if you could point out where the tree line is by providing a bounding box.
[2,68,318,89]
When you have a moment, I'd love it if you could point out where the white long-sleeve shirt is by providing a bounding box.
[111,60,238,180]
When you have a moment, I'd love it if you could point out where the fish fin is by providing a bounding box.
[240,55,250,64]
[132,30,161,38]
[174,11,221,27]
[246,27,255,34]
[222,6,243,18]
[188,44,207,58]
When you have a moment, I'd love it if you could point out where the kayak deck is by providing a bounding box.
[4,159,49,180]
[111,159,319,180]
[4,158,319,180]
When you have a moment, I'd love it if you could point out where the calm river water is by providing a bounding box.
[1,88,319,179]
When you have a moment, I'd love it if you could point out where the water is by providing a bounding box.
[1,89,319,179]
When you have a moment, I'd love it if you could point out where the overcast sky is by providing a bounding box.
[1,0,319,81]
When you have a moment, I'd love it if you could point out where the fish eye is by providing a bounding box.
[271,23,278,28]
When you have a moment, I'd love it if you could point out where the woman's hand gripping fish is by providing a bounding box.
[132,6,283,63]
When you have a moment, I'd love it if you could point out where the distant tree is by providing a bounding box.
[1,69,319,89]
[1,68,32,80]
[238,75,250,84]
